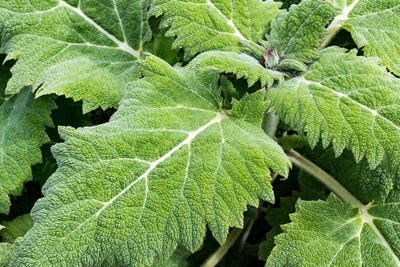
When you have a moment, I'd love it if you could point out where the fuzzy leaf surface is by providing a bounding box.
[0,0,151,112]
[150,0,282,57]
[300,147,399,205]
[13,56,290,266]
[328,0,400,75]
[268,0,338,63]
[0,88,55,214]
[0,214,33,244]
[266,193,400,266]
[188,51,283,87]
[268,47,400,170]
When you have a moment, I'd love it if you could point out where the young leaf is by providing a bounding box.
[0,88,55,214]
[0,0,150,112]
[13,56,290,266]
[150,0,282,57]
[267,0,338,63]
[188,51,284,87]
[326,0,400,75]
[266,193,400,266]
[268,47,400,170]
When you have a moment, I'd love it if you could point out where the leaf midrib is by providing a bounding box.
[59,0,141,58]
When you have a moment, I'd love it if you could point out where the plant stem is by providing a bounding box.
[286,150,364,208]
[319,16,343,50]
[201,228,243,267]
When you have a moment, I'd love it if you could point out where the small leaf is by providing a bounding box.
[268,0,338,63]
[0,214,33,244]
[188,51,284,87]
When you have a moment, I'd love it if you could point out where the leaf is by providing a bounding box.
[258,192,300,261]
[327,0,400,75]
[268,47,400,170]
[300,147,399,205]
[0,0,151,112]
[150,0,282,57]
[188,51,284,87]
[266,193,400,266]
[0,214,33,244]
[13,56,290,266]
[0,242,14,266]
[0,88,55,214]
[267,0,338,63]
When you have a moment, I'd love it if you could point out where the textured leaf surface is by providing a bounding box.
[150,0,282,57]
[0,88,55,214]
[0,214,33,244]
[268,0,338,63]
[14,56,290,266]
[327,0,400,75]
[268,47,400,170]
[0,0,151,111]
[300,147,399,205]
[0,242,14,266]
[266,193,400,266]
[188,51,284,87]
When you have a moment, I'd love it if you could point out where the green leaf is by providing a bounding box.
[300,147,399,205]
[0,242,14,266]
[268,47,400,170]
[13,56,290,266]
[0,88,55,214]
[266,193,400,266]
[267,0,338,63]
[188,51,284,87]
[0,0,151,112]
[327,0,400,75]
[0,214,33,244]
[258,192,300,261]
[150,0,282,57]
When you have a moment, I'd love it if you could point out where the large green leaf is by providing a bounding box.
[0,0,151,112]
[188,51,284,87]
[267,0,338,63]
[0,88,55,214]
[268,47,400,170]
[13,56,290,266]
[150,0,282,57]
[266,193,400,266]
[327,0,400,75]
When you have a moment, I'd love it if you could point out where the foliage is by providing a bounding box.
[0,0,399,266]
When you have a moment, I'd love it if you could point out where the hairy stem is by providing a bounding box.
[286,150,364,208]
[201,228,243,267]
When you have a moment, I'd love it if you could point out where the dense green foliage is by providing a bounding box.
[0,0,399,266]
